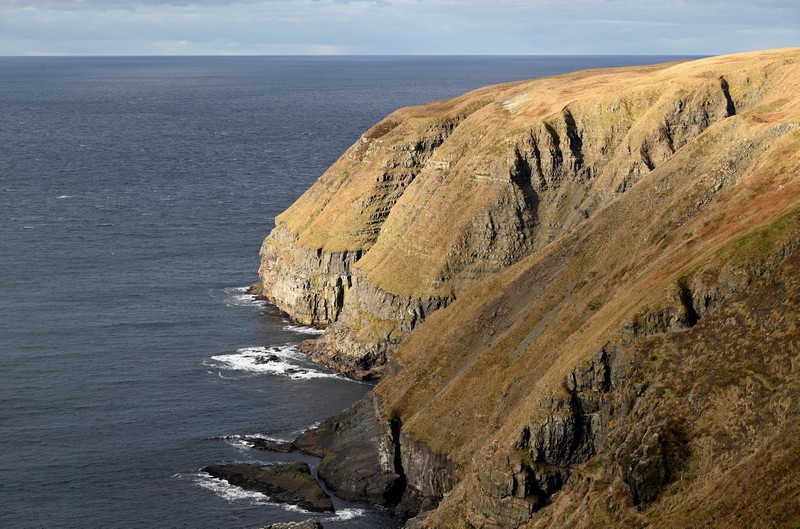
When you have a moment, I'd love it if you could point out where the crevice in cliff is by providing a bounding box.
[528,133,548,191]
[388,416,408,505]
[510,146,541,214]
[720,76,737,117]
[542,122,564,188]
[639,141,656,171]
[677,276,699,327]
[562,108,585,174]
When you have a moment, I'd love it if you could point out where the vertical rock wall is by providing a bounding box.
[262,50,800,529]
[257,64,743,378]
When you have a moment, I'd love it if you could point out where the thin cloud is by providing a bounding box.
[0,0,796,55]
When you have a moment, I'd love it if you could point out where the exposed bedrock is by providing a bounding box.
[465,241,799,528]
[257,225,361,327]
[257,62,749,378]
[202,462,334,513]
[293,391,405,506]
[298,272,452,379]
[292,391,457,515]
[256,50,800,528]
[466,347,683,527]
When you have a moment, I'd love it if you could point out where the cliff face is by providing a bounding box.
[259,48,800,527]
[257,53,756,377]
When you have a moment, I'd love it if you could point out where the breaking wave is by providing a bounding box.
[206,345,346,380]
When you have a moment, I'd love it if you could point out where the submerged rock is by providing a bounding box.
[254,354,281,364]
[202,462,334,513]
[246,436,296,453]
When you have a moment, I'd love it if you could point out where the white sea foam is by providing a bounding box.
[192,472,269,504]
[56,195,75,199]
[282,504,308,514]
[223,286,266,308]
[226,438,254,453]
[324,508,367,521]
[191,472,316,515]
[214,371,242,380]
[220,432,293,451]
[208,345,344,380]
[282,324,325,335]
[246,432,293,443]
[290,422,321,438]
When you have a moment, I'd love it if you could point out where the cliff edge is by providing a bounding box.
[258,49,800,527]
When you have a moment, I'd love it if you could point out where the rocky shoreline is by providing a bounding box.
[247,49,800,528]
[202,462,334,513]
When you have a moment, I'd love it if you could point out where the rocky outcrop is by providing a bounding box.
[297,277,451,378]
[257,225,361,327]
[256,49,800,528]
[291,391,457,516]
[466,237,800,527]
[202,463,334,513]
[394,426,459,513]
[256,51,789,378]
[468,349,618,527]
[411,232,799,528]
[215,434,295,452]
[467,348,675,526]
[245,436,295,453]
[293,392,405,505]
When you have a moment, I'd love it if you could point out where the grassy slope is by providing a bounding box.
[370,49,800,527]
[517,244,800,529]
[277,50,798,300]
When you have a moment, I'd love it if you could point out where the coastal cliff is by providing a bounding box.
[258,49,800,527]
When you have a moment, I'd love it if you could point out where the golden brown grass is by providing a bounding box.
[274,49,799,307]
[261,48,800,528]
[363,49,800,528]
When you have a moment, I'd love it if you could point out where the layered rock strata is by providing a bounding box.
[292,391,457,515]
[257,50,787,378]
[259,49,800,528]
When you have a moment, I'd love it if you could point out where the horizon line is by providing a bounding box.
[0,53,709,58]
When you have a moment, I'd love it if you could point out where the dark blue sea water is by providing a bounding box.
[0,55,691,528]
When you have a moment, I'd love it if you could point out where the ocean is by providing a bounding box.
[0,55,690,528]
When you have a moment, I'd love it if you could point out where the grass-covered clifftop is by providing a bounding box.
[258,48,799,379]
[258,49,800,527]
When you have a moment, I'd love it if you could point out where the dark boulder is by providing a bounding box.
[246,437,296,453]
[294,392,404,506]
[202,462,334,513]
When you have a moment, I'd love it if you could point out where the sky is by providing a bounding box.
[0,0,797,56]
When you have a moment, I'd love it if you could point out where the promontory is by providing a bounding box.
[255,48,800,528]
